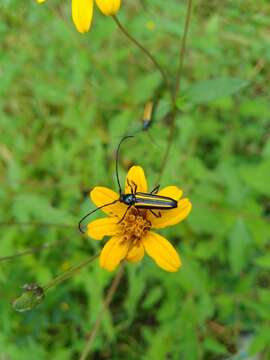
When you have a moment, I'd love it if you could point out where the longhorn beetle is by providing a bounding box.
[78,136,178,233]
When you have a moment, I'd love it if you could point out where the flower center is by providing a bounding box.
[119,207,151,246]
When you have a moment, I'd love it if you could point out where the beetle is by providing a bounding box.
[141,101,154,131]
[78,136,177,233]
[127,101,155,136]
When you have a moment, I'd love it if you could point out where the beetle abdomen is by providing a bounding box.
[134,192,177,209]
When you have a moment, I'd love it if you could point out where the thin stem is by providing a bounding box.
[79,263,125,360]
[0,221,75,228]
[12,254,99,312]
[112,16,173,101]
[157,0,193,183]
[0,241,63,262]
[43,253,99,292]
[174,0,193,100]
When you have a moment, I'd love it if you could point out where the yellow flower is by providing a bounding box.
[36,0,121,33]
[87,166,192,272]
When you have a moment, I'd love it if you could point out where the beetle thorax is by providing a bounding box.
[120,193,136,206]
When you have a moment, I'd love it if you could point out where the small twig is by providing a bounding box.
[12,254,99,312]
[157,0,193,183]
[112,16,173,100]
[248,58,266,80]
[174,0,193,100]
[0,241,64,262]
[44,253,99,292]
[79,263,125,360]
[0,221,76,228]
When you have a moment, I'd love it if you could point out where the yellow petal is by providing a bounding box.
[37,0,46,3]
[157,185,183,201]
[72,0,93,33]
[142,232,181,272]
[126,244,145,263]
[125,166,148,194]
[87,217,119,240]
[150,198,192,229]
[90,186,126,217]
[95,0,121,15]
[99,236,128,271]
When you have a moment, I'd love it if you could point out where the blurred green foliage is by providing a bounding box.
[0,0,270,359]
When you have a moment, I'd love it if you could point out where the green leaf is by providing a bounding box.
[254,254,270,269]
[228,218,252,275]
[142,286,163,309]
[204,337,227,355]
[183,78,249,104]
[12,193,75,224]
[239,160,270,196]
[249,326,270,355]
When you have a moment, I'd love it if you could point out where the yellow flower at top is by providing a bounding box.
[87,166,192,272]
[36,0,121,33]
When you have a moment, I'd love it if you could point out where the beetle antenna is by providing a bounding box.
[78,199,119,233]
[115,136,134,195]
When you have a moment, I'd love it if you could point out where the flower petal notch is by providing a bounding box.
[126,244,145,263]
[86,165,192,272]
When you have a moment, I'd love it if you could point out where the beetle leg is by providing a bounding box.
[150,209,162,218]
[151,184,160,194]
[117,205,132,224]
[126,178,134,194]
[130,180,138,194]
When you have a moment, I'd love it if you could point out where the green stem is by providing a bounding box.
[113,15,173,101]
[157,0,193,183]
[0,241,60,262]
[12,254,99,312]
[79,263,125,360]
[174,0,193,100]
[44,253,99,292]
[0,221,75,228]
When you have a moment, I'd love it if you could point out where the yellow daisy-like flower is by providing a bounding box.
[87,166,192,272]
[36,0,121,33]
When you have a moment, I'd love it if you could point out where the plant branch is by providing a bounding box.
[0,221,75,228]
[112,16,173,100]
[157,0,193,183]
[0,241,63,262]
[174,0,193,100]
[12,254,99,312]
[79,263,125,360]
[44,253,99,292]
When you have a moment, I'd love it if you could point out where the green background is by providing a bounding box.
[0,0,270,359]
